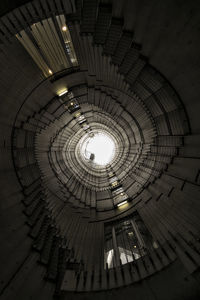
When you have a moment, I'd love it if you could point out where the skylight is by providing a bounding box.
[81,132,116,166]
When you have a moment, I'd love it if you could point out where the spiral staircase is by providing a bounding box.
[0,0,200,299]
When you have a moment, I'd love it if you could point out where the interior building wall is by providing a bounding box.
[0,1,199,299]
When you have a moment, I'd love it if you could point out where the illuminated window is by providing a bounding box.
[74,112,81,118]
[104,214,156,269]
[56,15,78,66]
[65,42,71,54]
[68,102,80,113]
[77,115,85,122]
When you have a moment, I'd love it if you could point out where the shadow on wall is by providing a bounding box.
[61,260,200,300]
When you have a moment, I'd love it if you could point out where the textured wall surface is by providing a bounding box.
[0,0,200,299]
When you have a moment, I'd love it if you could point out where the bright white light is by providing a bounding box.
[106,249,114,268]
[62,25,67,31]
[58,89,68,97]
[70,58,77,63]
[119,247,134,264]
[82,133,115,166]
[117,200,128,207]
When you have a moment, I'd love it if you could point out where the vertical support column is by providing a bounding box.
[112,226,121,267]
[131,219,146,252]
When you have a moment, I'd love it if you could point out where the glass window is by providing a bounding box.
[16,15,78,77]
[104,213,155,269]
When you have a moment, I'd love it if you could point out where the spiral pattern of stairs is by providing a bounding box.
[0,0,200,299]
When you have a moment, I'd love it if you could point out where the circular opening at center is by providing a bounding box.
[81,132,116,166]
